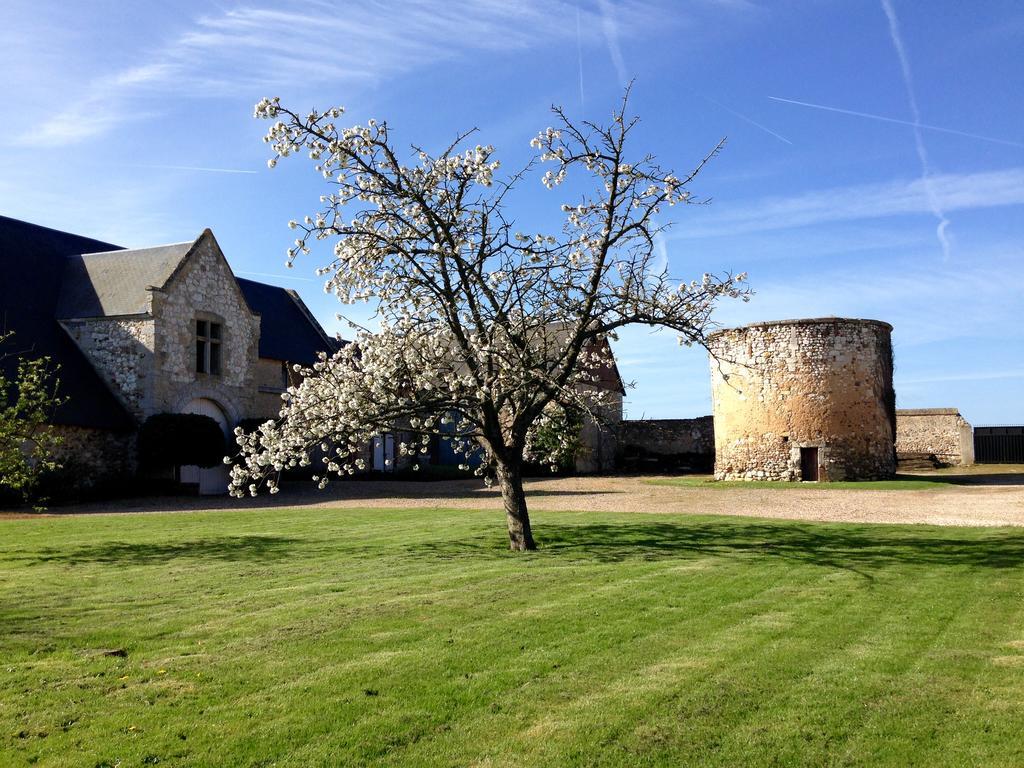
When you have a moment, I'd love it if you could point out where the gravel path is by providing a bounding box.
[9,471,1024,527]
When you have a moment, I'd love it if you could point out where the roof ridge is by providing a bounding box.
[0,214,122,250]
[79,240,194,256]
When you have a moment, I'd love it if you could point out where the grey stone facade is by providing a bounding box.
[61,233,262,427]
[60,317,154,417]
[149,234,261,426]
[576,392,623,473]
[255,358,291,419]
[49,425,136,488]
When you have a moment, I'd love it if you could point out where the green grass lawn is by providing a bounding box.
[2,506,1024,767]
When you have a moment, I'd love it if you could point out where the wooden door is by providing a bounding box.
[800,447,819,482]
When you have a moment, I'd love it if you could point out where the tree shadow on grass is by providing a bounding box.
[406,520,1024,572]
[21,535,303,565]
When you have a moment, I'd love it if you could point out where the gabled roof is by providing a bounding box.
[0,216,135,430]
[57,241,193,318]
[236,277,339,365]
[1,215,340,431]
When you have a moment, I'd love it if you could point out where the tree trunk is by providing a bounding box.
[495,459,536,551]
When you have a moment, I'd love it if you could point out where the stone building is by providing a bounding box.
[1,216,338,494]
[572,341,625,473]
[2,215,626,495]
[896,408,974,466]
[708,317,896,482]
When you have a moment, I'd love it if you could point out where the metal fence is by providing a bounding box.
[974,426,1024,463]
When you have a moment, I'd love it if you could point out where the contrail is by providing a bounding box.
[768,96,1024,148]
[236,270,315,282]
[699,93,793,145]
[597,0,628,87]
[880,0,951,259]
[576,4,585,108]
[133,164,259,174]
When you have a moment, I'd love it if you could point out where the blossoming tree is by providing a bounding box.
[232,91,748,551]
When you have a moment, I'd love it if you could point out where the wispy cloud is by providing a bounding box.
[898,370,1024,385]
[597,0,630,87]
[14,0,669,147]
[711,252,1024,347]
[131,164,259,175]
[767,96,1024,148]
[879,0,951,258]
[670,167,1024,238]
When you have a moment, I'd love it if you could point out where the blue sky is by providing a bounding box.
[3,0,1022,424]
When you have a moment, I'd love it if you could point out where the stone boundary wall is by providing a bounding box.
[896,408,974,466]
[618,416,714,457]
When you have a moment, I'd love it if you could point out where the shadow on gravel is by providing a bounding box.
[923,472,1024,487]
[407,520,1024,572]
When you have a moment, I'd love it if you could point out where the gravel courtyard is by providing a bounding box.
[19,466,1024,527]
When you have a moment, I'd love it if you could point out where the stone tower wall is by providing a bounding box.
[709,318,896,481]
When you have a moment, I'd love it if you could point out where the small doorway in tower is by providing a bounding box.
[800,447,819,482]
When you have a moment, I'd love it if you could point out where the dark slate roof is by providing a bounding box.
[57,242,193,318]
[236,277,338,365]
[0,216,135,430]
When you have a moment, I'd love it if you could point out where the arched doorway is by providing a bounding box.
[179,397,231,494]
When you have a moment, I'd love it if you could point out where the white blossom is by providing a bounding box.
[231,90,748,550]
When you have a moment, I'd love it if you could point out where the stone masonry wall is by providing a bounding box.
[618,416,714,457]
[50,425,135,485]
[60,317,155,419]
[709,318,896,482]
[576,392,623,473]
[896,409,974,466]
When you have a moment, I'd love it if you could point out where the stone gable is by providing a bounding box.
[149,232,261,425]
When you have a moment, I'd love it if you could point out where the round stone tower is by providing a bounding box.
[708,317,896,482]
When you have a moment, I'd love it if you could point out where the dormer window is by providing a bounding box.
[196,319,222,375]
